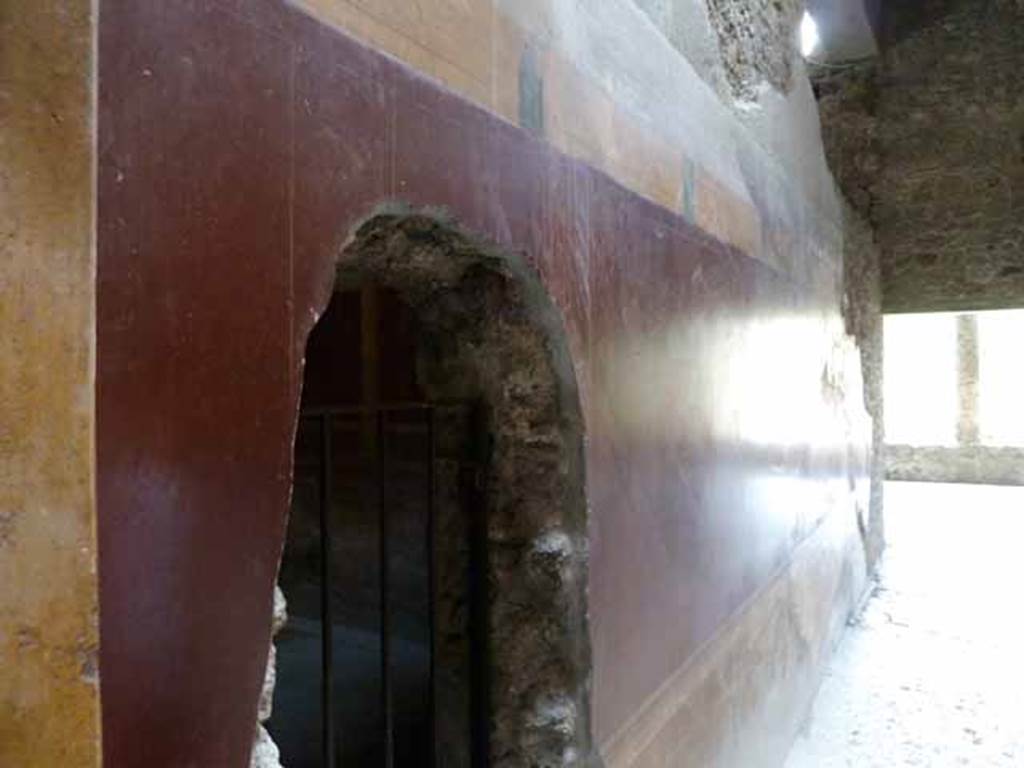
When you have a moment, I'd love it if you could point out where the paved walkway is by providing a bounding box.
[786,481,1024,768]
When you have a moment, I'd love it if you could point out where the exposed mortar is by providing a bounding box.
[705,0,803,100]
[250,587,287,768]
[876,0,1024,312]
[840,201,885,571]
[260,209,596,767]
[815,0,1024,313]
[334,211,595,767]
[811,60,880,218]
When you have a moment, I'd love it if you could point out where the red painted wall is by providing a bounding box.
[98,1,855,763]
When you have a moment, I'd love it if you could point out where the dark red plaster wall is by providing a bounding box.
[97,1,853,764]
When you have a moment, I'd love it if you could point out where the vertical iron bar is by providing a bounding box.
[379,408,394,768]
[360,283,390,767]
[426,408,436,768]
[320,414,336,768]
[467,403,490,767]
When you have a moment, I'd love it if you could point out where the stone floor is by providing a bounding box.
[786,481,1024,768]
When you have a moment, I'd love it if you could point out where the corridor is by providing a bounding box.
[787,482,1024,767]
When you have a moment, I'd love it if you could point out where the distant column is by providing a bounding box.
[956,314,980,446]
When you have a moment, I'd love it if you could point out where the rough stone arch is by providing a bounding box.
[263,209,595,768]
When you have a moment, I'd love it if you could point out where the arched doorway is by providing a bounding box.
[265,212,594,767]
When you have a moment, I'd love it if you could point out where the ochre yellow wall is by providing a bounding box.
[0,1,101,765]
[293,0,764,259]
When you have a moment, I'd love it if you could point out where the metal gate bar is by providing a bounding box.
[319,413,336,768]
[466,403,490,767]
[307,403,441,767]
[425,407,436,768]
[376,407,393,768]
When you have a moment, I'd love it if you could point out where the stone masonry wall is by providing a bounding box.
[812,62,886,569]
[812,60,880,217]
[705,0,804,100]
[876,0,1024,312]
[841,202,885,570]
[817,0,1024,314]
[814,0,1024,494]
[887,445,1024,486]
[335,212,594,768]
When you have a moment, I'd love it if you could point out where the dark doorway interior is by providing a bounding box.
[267,286,485,767]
